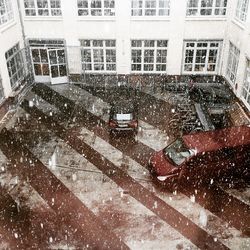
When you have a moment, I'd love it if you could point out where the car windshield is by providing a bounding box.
[163,139,194,166]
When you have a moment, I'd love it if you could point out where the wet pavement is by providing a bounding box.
[0,82,249,249]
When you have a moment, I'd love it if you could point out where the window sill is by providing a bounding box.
[130,71,167,74]
[24,17,63,21]
[185,16,227,21]
[182,71,217,75]
[232,19,245,30]
[0,20,16,34]
[77,16,115,21]
[130,17,170,21]
[84,71,117,73]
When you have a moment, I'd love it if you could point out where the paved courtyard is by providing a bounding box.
[0,82,249,249]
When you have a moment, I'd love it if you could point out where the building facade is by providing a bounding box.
[0,0,250,111]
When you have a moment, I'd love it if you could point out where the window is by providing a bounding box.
[0,0,13,25]
[24,0,62,16]
[226,42,240,84]
[80,40,116,72]
[242,59,250,106]
[235,0,249,22]
[5,44,24,88]
[183,41,221,73]
[131,40,168,72]
[78,0,115,16]
[186,0,227,16]
[131,0,170,16]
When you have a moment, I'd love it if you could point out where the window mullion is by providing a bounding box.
[212,0,216,15]
[156,0,159,16]
[142,41,145,72]
[154,40,157,72]
[35,0,38,15]
[103,41,106,71]
[205,43,210,72]
[193,43,197,72]
[48,0,52,16]
[91,41,94,72]
[198,0,201,14]
[142,0,145,16]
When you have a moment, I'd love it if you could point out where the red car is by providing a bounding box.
[148,125,250,188]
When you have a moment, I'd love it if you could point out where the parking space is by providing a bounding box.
[0,82,249,249]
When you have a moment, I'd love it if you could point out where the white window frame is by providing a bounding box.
[182,41,221,74]
[186,0,227,17]
[24,0,62,16]
[80,39,116,73]
[5,43,24,89]
[241,58,250,109]
[131,0,170,16]
[0,0,13,25]
[77,0,115,16]
[131,40,168,73]
[235,0,249,22]
[226,42,240,85]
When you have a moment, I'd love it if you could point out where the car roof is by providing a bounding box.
[183,125,250,154]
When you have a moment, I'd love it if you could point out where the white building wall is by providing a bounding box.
[220,0,250,110]
[1,0,250,110]
[0,0,24,99]
[21,0,229,75]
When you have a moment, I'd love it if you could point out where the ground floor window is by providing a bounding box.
[226,42,240,85]
[5,43,24,88]
[242,59,250,107]
[80,39,116,72]
[131,40,168,73]
[183,41,221,74]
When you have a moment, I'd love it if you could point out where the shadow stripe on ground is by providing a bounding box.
[0,128,129,250]
[73,84,250,236]
[34,83,250,236]
[20,98,229,250]
[0,186,29,249]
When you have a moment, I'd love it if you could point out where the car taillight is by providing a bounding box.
[109,120,117,127]
[129,120,138,128]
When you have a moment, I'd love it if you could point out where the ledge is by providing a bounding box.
[231,19,246,30]
[130,17,170,21]
[24,17,63,22]
[0,20,17,34]
[77,17,115,21]
[185,17,227,21]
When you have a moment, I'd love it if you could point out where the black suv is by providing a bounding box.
[108,87,138,133]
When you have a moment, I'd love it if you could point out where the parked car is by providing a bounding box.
[148,125,250,189]
[108,99,138,134]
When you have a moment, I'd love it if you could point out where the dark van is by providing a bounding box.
[148,125,250,188]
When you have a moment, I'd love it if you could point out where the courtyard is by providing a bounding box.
[0,81,249,249]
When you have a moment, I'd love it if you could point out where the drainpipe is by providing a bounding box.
[16,0,26,48]
[16,0,34,87]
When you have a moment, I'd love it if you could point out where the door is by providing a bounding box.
[31,48,50,83]
[48,49,68,84]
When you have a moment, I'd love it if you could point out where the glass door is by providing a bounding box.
[31,48,50,83]
[48,49,68,84]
